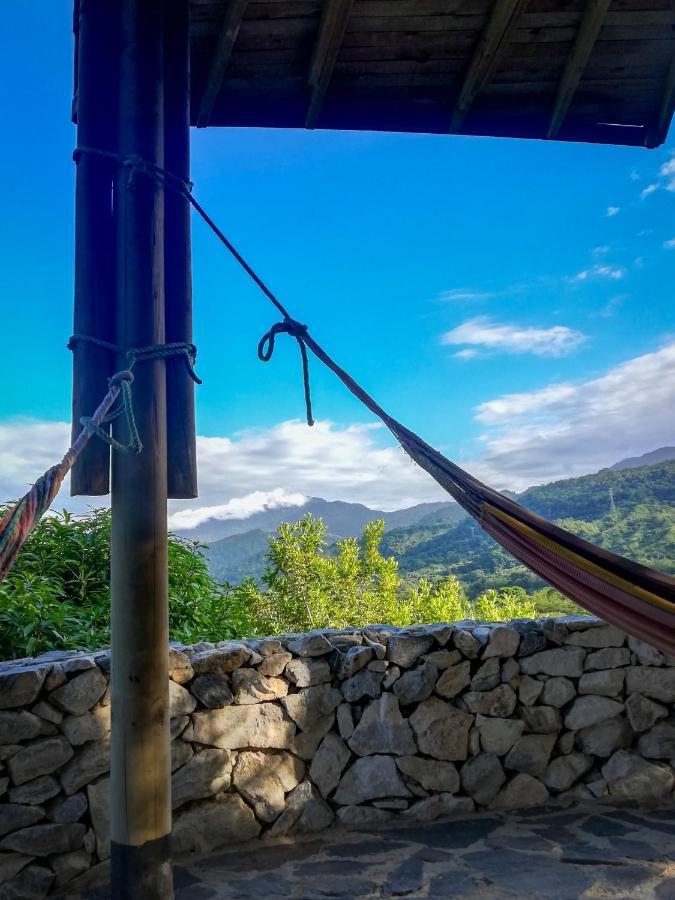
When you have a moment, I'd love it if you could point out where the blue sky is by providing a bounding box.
[2,3,675,523]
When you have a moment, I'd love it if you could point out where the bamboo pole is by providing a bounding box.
[71,0,119,496]
[110,1,174,897]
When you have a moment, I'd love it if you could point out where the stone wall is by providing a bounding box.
[2,616,675,896]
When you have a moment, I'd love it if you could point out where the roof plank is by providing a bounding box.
[548,0,611,139]
[449,0,529,131]
[197,0,250,126]
[306,0,354,127]
[647,45,675,147]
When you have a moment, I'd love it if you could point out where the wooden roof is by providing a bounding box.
[189,0,675,147]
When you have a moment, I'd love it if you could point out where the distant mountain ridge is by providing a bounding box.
[609,447,675,471]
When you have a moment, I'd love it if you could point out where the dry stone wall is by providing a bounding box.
[2,615,675,896]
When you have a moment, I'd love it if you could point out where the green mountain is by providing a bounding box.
[380,460,675,597]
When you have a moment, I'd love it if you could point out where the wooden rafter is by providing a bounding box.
[306,0,354,128]
[449,0,529,132]
[548,0,611,140]
[197,0,249,127]
[647,46,675,148]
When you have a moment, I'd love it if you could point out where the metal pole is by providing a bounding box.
[110,1,174,897]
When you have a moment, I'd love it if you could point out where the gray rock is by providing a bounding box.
[190,673,233,709]
[49,848,91,887]
[396,756,459,793]
[435,661,471,699]
[172,749,234,810]
[43,665,66,693]
[168,679,197,717]
[0,805,45,838]
[504,734,557,777]
[576,716,633,758]
[541,677,576,708]
[471,658,500,692]
[482,626,520,659]
[285,658,331,687]
[381,666,401,690]
[627,636,664,667]
[170,716,189,739]
[403,794,474,823]
[453,629,481,659]
[341,669,384,702]
[231,669,288,705]
[281,684,342,730]
[7,738,74,787]
[368,660,387,672]
[476,716,524,756]
[192,703,295,750]
[464,685,517,718]
[386,633,433,668]
[8,776,59,806]
[520,648,586,678]
[286,633,333,657]
[30,702,62,726]
[190,645,249,675]
[268,780,334,836]
[625,692,668,732]
[584,648,631,670]
[0,824,85,857]
[0,852,32,887]
[518,676,544,706]
[168,647,193,684]
[578,669,624,697]
[557,731,575,755]
[171,740,194,773]
[249,639,282,657]
[0,863,53,898]
[637,720,675,759]
[309,733,351,798]
[86,777,109,860]
[542,753,593,792]
[518,632,548,658]
[348,693,416,757]
[0,667,49,710]
[172,794,260,855]
[492,773,549,809]
[460,753,505,805]
[59,739,110,795]
[602,749,675,801]
[60,706,110,746]
[333,647,372,680]
[46,792,87,825]
[336,703,354,740]
[335,806,394,828]
[0,712,42,744]
[393,661,438,704]
[625,667,675,703]
[564,625,625,648]
[289,714,335,760]
[521,705,562,734]
[409,697,473,761]
[49,669,107,716]
[334,755,410,805]
[564,696,624,730]
[232,750,303,822]
[258,651,292,677]
[426,649,461,669]
[500,658,520,686]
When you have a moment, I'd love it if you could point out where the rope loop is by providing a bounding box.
[258,318,314,426]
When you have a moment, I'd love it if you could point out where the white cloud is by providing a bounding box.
[168,488,307,531]
[640,183,658,200]
[569,264,625,283]
[664,237,675,249]
[453,348,479,360]
[0,419,72,505]
[606,206,620,217]
[441,317,586,358]
[438,288,493,303]
[468,341,675,491]
[660,155,675,191]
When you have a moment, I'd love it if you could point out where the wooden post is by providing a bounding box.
[164,0,198,499]
[110,1,174,897]
[71,0,119,496]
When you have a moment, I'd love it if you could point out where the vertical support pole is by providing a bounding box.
[110,1,174,898]
[71,0,119,496]
[164,0,198,499]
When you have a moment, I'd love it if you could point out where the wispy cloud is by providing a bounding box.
[606,206,620,217]
[664,237,675,249]
[437,288,494,303]
[468,341,675,491]
[441,317,586,358]
[568,263,626,284]
[168,488,307,531]
[638,153,675,199]
[640,183,658,199]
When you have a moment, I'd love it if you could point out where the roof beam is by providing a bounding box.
[548,0,611,140]
[450,0,529,132]
[646,46,675,148]
[306,0,354,129]
[197,0,249,127]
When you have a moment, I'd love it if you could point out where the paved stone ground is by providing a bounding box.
[164,804,675,900]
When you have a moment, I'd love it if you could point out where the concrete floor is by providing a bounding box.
[166,803,675,900]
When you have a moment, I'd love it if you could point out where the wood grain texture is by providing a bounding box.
[306,0,354,126]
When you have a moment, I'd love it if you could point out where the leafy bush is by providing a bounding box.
[0,508,249,659]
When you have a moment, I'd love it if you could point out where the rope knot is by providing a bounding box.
[258,318,314,426]
[108,370,134,388]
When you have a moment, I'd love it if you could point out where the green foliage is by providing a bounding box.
[242,514,541,634]
[0,508,249,659]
